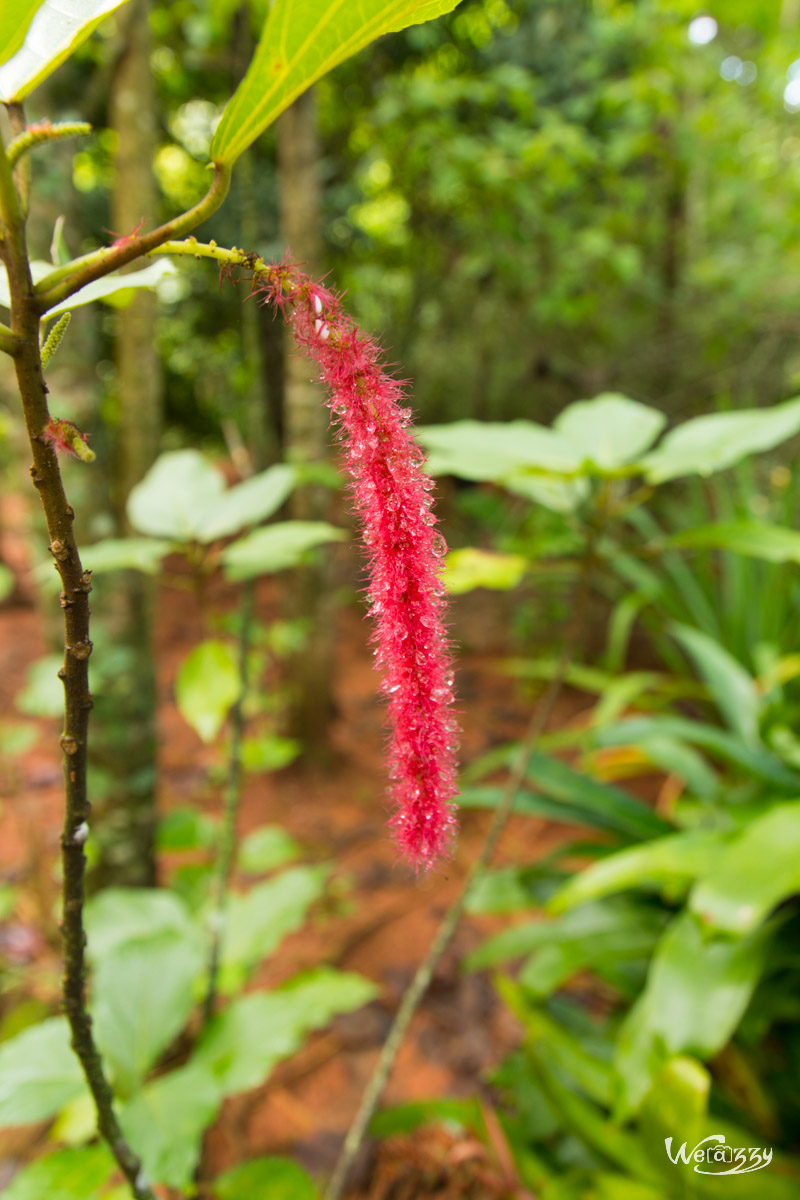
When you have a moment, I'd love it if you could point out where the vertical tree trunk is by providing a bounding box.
[277,89,338,750]
[89,0,160,888]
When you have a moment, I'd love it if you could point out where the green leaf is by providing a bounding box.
[126,450,225,542]
[671,623,761,746]
[595,715,800,791]
[642,396,800,483]
[418,419,581,481]
[690,802,800,934]
[241,733,301,773]
[614,913,769,1115]
[442,547,528,594]
[0,562,13,601]
[524,751,670,841]
[83,537,172,575]
[200,465,297,540]
[221,521,346,581]
[84,886,197,958]
[15,653,64,717]
[370,1097,485,1138]
[0,2,41,70]
[3,1145,114,1200]
[238,825,302,873]
[466,899,665,981]
[553,393,666,471]
[549,831,726,914]
[1,259,176,316]
[176,639,240,743]
[670,519,800,564]
[119,1063,222,1188]
[0,1017,87,1128]
[216,1156,320,1200]
[211,0,464,165]
[195,967,377,1095]
[157,808,218,851]
[630,733,720,801]
[221,866,328,988]
[0,0,133,101]
[92,932,204,1096]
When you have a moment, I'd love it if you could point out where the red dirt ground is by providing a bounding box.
[0,495,595,1198]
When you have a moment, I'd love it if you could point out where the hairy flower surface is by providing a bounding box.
[42,417,95,462]
[258,262,458,868]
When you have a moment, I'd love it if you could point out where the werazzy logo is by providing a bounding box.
[665,1135,772,1175]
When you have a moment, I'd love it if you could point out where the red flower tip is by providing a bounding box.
[42,418,95,462]
[257,262,459,870]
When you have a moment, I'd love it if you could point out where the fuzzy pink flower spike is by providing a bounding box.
[258,262,458,870]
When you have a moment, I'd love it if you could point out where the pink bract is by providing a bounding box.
[258,263,458,869]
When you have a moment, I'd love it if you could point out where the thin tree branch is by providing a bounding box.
[0,137,157,1200]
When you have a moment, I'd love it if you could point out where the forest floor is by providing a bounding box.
[0,510,597,1199]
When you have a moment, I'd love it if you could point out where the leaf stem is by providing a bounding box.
[34,162,232,314]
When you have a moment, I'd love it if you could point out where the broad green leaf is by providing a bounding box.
[1,259,176,316]
[238,824,302,873]
[503,472,589,512]
[418,419,581,481]
[83,537,172,575]
[119,1063,222,1188]
[176,639,240,743]
[0,1018,87,1128]
[553,393,666,470]
[127,450,225,541]
[442,547,528,594]
[221,865,328,988]
[670,519,800,564]
[92,932,204,1096]
[671,623,761,746]
[211,0,465,165]
[84,886,197,958]
[3,1145,114,1200]
[200,465,296,541]
[642,396,800,483]
[690,802,800,934]
[0,0,133,100]
[221,520,346,581]
[216,1157,319,1200]
[195,967,377,1095]
[15,653,64,717]
[241,733,301,773]
[0,3,41,70]
[550,832,725,913]
[615,913,769,1115]
[156,808,218,851]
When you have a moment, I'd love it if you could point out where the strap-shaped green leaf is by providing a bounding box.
[211,0,464,166]
[0,0,133,102]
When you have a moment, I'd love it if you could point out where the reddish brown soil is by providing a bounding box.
[0,498,592,1198]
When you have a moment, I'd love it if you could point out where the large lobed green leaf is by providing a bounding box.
[211,0,465,165]
[0,1,133,102]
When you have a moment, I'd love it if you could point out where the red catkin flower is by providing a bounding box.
[257,261,458,869]
[42,417,95,462]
